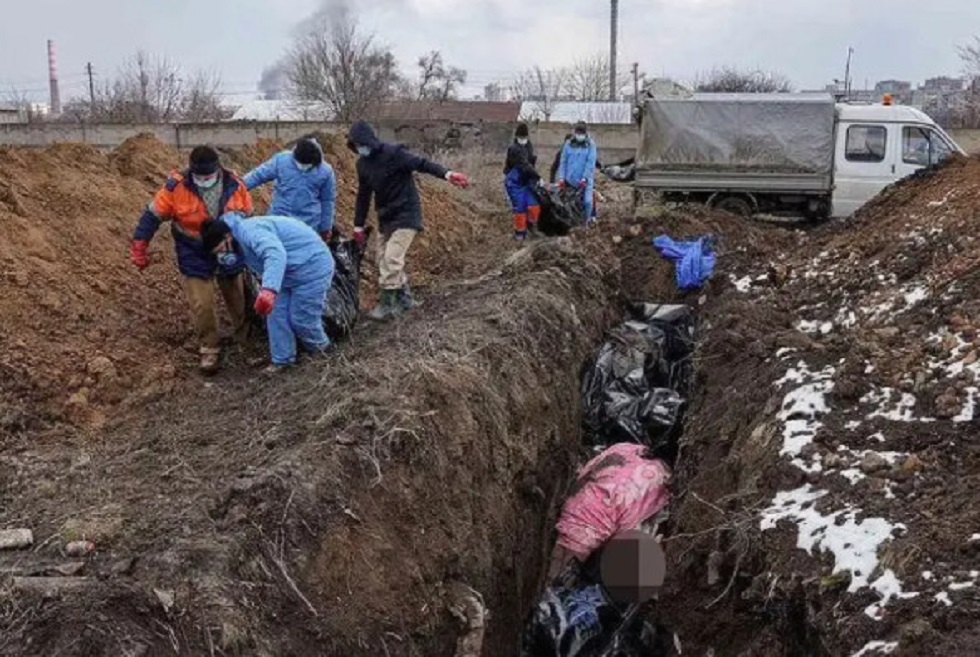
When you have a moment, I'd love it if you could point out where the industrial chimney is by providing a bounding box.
[609,0,619,101]
[47,39,62,117]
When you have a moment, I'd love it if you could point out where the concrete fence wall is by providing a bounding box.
[1,121,977,161]
[0,120,641,162]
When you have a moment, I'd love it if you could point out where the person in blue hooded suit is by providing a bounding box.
[244,138,337,241]
[202,213,335,373]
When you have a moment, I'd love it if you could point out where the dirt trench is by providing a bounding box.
[0,231,634,656]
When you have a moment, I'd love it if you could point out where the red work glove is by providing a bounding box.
[578,180,588,190]
[447,172,470,189]
[353,228,367,249]
[320,230,332,243]
[130,240,150,271]
[254,289,277,317]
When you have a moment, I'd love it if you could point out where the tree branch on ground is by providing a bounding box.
[694,67,793,93]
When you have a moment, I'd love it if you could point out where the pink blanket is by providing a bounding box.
[556,443,671,561]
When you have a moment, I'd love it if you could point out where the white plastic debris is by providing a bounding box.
[0,529,34,550]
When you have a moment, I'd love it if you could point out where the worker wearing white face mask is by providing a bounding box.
[244,137,337,242]
[130,146,253,374]
[504,122,542,240]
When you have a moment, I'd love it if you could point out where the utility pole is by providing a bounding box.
[609,0,619,101]
[844,47,854,100]
[86,63,96,105]
[632,62,640,102]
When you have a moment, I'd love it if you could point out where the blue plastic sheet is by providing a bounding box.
[652,235,717,291]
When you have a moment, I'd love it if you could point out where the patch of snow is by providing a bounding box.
[865,363,876,375]
[928,191,953,207]
[845,420,862,431]
[922,571,933,581]
[838,310,858,329]
[969,534,980,542]
[865,570,919,620]
[948,580,974,591]
[730,274,752,293]
[934,591,952,606]
[839,468,866,484]
[903,285,929,308]
[852,640,898,657]
[777,363,835,462]
[863,388,933,423]
[775,347,797,359]
[869,432,886,443]
[797,319,834,335]
[954,388,978,422]
[761,485,905,594]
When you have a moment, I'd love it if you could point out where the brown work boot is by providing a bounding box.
[199,347,221,375]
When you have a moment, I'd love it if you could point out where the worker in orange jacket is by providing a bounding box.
[129,146,253,374]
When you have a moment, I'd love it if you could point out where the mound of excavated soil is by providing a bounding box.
[656,156,980,656]
[0,236,622,657]
[0,134,490,433]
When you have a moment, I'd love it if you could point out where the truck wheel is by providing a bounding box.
[712,195,753,217]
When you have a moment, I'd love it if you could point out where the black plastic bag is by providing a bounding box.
[534,185,586,237]
[581,304,694,458]
[520,584,676,657]
[241,230,367,343]
[323,235,365,342]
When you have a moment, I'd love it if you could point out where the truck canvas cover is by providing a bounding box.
[637,93,836,180]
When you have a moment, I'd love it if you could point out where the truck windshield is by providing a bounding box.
[903,126,953,166]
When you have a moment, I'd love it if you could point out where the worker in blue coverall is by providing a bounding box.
[558,121,599,225]
[504,122,542,241]
[201,214,335,373]
[243,138,337,241]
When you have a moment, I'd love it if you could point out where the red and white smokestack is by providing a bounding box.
[47,39,62,116]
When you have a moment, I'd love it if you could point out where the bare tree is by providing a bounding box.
[2,88,41,123]
[960,36,980,79]
[286,11,403,122]
[512,67,569,121]
[694,67,793,93]
[62,51,228,123]
[567,54,630,102]
[416,51,467,101]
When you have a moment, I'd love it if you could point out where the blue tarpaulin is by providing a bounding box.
[652,235,717,291]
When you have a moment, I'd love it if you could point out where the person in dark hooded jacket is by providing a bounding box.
[504,122,542,240]
[347,121,470,320]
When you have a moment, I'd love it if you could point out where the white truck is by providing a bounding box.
[633,93,965,219]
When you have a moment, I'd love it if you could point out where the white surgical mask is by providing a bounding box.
[357,146,372,157]
[574,133,587,143]
[296,160,314,171]
[517,138,529,146]
[193,174,219,189]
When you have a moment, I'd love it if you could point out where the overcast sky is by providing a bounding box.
[1,0,978,104]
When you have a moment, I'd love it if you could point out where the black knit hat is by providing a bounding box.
[515,122,529,138]
[201,219,232,253]
[294,138,323,167]
[574,120,588,134]
[189,146,221,176]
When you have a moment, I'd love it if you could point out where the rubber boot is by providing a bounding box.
[513,212,528,241]
[528,206,542,238]
[368,290,402,321]
[398,285,418,312]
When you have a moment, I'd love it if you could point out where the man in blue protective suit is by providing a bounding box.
[558,121,599,225]
[243,138,337,241]
[201,214,335,373]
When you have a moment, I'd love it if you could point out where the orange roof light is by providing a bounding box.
[882,94,894,106]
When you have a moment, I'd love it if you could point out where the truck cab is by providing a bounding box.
[832,102,963,217]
